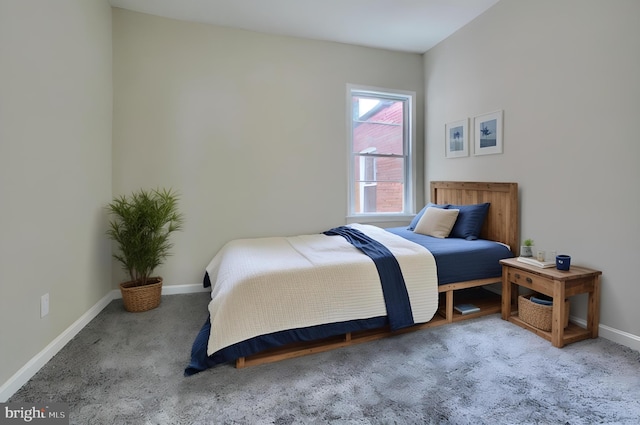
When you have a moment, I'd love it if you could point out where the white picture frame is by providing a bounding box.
[445,119,469,158]
[473,110,503,156]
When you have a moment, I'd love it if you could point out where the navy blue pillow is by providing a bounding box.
[408,203,449,231]
[448,203,490,240]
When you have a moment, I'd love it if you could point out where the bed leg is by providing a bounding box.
[344,332,352,342]
[445,290,454,323]
[236,357,246,368]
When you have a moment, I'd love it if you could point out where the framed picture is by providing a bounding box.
[445,119,468,158]
[474,110,503,155]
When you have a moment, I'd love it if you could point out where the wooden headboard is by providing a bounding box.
[430,181,519,255]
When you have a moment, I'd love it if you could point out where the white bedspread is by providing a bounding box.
[204,224,438,356]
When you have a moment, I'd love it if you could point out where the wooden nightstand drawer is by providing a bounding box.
[508,268,551,293]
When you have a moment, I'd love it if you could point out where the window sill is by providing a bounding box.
[346,214,414,226]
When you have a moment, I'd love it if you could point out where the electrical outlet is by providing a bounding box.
[41,293,49,318]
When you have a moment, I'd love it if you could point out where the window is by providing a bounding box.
[347,85,415,219]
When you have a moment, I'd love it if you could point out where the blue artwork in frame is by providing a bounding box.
[474,110,503,155]
[445,119,468,158]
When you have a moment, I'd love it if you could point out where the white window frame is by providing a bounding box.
[346,84,416,223]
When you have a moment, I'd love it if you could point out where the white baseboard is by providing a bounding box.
[0,283,208,402]
[570,316,640,352]
[0,291,115,402]
[162,283,210,295]
[110,283,209,299]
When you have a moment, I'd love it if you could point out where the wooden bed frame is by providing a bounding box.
[235,181,519,368]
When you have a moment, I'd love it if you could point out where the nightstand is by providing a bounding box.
[500,258,602,347]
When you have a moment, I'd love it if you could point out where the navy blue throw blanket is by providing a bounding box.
[323,226,414,331]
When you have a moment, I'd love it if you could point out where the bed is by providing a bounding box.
[186,181,518,375]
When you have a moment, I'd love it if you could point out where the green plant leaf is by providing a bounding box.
[106,188,184,284]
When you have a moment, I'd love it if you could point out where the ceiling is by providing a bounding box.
[108,0,500,53]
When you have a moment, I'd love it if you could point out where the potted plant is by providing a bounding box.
[106,188,184,312]
[521,238,534,257]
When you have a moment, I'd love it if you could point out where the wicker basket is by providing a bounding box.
[518,294,569,331]
[119,277,163,312]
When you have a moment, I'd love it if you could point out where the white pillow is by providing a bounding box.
[413,207,460,238]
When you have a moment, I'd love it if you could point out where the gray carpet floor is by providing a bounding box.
[9,292,640,424]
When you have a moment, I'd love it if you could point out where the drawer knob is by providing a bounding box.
[515,273,520,279]
[526,277,533,283]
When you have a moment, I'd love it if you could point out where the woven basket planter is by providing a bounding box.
[119,277,163,312]
[518,294,569,331]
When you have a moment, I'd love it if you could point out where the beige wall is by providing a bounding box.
[0,0,113,388]
[424,0,640,339]
[112,9,425,287]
